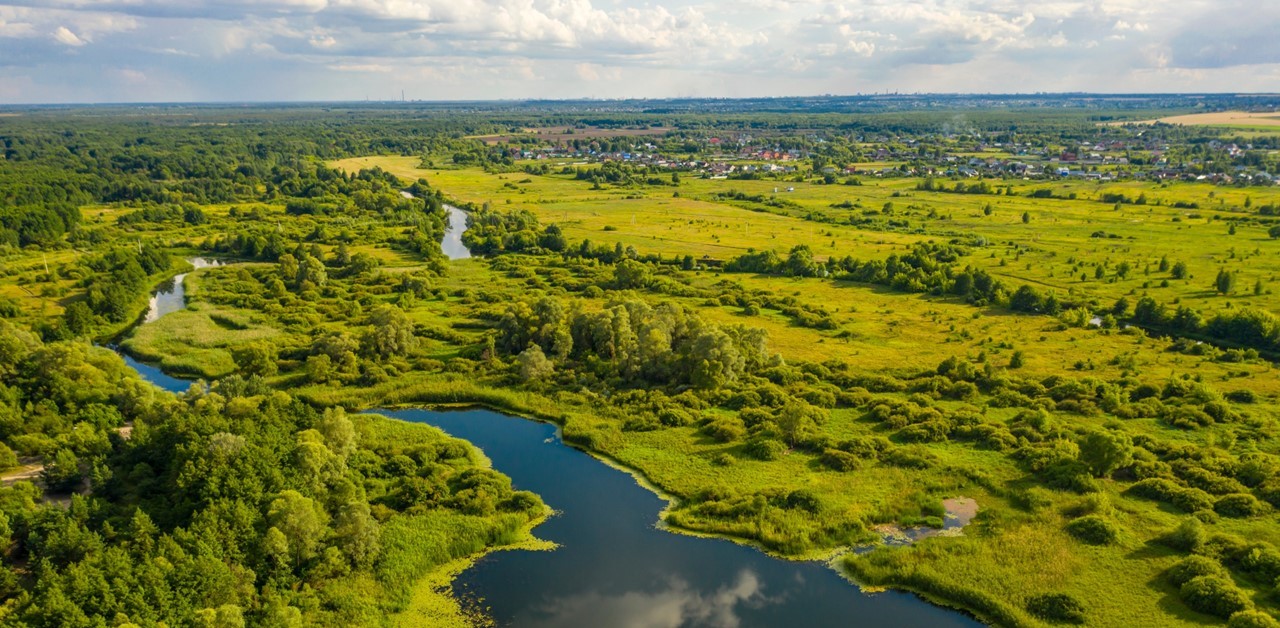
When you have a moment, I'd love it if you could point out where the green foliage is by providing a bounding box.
[1026,593,1086,624]
[1167,555,1228,587]
[1063,515,1120,545]
[1180,575,1252,619]
[1229,610,1280,628]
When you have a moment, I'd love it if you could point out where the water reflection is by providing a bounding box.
[400,189,470,260]
[393,409,981,628]
[525,570,768,628]
[440,205,471,260]
[143,257,223,323]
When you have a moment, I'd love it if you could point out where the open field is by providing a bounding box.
[1119,111,1280,128]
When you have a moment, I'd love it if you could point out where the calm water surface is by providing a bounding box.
[400,189,470,260]
[382,408,981,628]
[143,257,223,323]
[120,240,980,628]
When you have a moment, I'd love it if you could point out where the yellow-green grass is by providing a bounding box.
[121,272,283,379]
[330,156,929,261]
[331,157,1280,319]
[135,251,1280,626]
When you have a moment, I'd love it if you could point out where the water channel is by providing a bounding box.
[116,213,980,627]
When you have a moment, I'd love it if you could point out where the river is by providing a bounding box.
[117,255,980,627]
[400,189,470,260]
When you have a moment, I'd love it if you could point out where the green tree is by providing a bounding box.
[360,305,417,359]
[316,408,356,459]
[42,448,81,492]
[277,254,299,284]
[194,605,246,628]
[614,259,652,289]
[516,345,555,382]
[1022,211,1031,224]
[1079,430,1133,478]
[1216,269,1235,295]
[233,342,277,377]
[62,301,95,336]
[777,401,824,446]
[785,245,820,277]
[267,490,329,567]
[1009,350,1026,369]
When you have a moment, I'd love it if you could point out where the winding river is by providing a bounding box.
[400,189,470,260]
[117,221,981,627]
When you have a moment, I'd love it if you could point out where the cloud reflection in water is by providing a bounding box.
[521,570,772,628]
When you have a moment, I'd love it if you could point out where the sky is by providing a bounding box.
[0,0,1278,104]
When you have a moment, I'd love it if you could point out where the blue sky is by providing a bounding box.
[0,0,1277,103]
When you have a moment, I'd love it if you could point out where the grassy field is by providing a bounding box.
[332,156,1280,320]
[8,150,1279,627]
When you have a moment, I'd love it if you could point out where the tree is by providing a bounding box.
[1079,430,1133,478]
[361,305,417,359]
[516,345,554,382]
[305,354,333,383]
[785,245,820,277]
[333,499,380,569]
[267,490,329,567]
[42,448,81,492]
[316,408,356,459]
[1215,269,1236,295]
[1111,297,1130,317]
[1009,350,1026,369]
[1022,211,1031,224]
[62,301,95,336]
[277,254,299,284]
[777,401,823,447]
[1009,285,1042,312]
[296,255,327,289]
[194,605,246,628]
[1171,261,1189,279]
[233,342,277,377]
[614,259,652,289]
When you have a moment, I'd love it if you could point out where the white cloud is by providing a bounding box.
[52,25,84,45]
[0,0,1278,101]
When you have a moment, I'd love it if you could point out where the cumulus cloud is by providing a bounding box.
[0,0,1278,102]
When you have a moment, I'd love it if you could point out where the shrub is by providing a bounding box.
[1064,515,1119,545]
[820,448,861,472]
[1228,610,1280,628]
[1025,593,1086,624]
[784,489,822,514]
[1166,555,1226,587]
[1234,545,1280,583]
[1180,575,1251,619]
[882,446,938,470]
[0,443,17,471]
[701,417,746,443]
[1160,518,1207,552]
[1215,493,1268,518]
[744,437,785,461]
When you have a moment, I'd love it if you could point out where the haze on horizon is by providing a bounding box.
[0,0,1277,105]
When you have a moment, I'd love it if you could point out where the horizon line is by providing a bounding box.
[3,92,1280,109]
